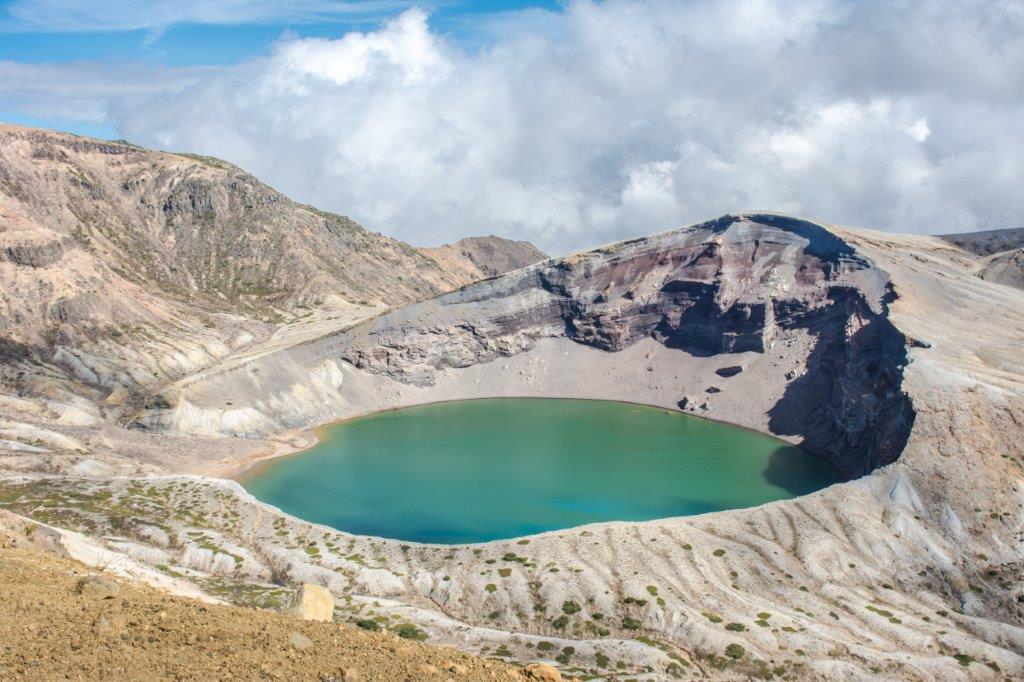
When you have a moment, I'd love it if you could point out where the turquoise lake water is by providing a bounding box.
[242,399,843,544]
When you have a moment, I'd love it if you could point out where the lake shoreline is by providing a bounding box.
[238,398,843,544]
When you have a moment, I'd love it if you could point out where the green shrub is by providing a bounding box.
[354,618,380,631]
[536,641,555,652]
[562,600,581,614]
[725,644,745,660]
[551,615,569,629]
[950,651,974,667]
[485,583,497,593]
[622,617,641,630]
[725,623,747,632]
[713,549,726,557]
[393,623,427,641]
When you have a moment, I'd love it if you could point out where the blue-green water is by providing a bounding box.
[242,399,843,544]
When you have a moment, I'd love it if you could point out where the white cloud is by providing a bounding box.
[0,60,209,121]
[0,1,425,32]
[9,0,1024,253]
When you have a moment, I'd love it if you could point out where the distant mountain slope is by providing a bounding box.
[417,236,547,283]
[0,123,544,414]
[1,124,472,322]
[939,227,1024,255]
[977,247,1024,289]
[939,227,1024,289]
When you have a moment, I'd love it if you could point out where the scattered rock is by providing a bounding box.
[92,614,114,636]
[524,662,563,681]
[705,386,721,393]
[785,370,797,380]
[285,584,334,622]
[714,365,743,377]
[76,575,119,599]
[417,663,438,675]
[289,631,313,651]
[447,662,469,675]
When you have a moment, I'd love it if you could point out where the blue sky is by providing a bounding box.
[0,0,561,137]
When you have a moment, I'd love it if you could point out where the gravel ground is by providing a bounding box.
[0,543,527,681]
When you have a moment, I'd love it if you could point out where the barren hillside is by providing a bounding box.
[0,124,544,435]
[940,227,1024,289]
[418,236,547,283]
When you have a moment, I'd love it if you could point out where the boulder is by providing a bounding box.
[715,365,743,377]
[76,575,119,599]
[289,631,313,650]
[524,663,562,681]
[285,583,334,622]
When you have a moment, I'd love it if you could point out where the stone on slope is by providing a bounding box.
[76,574,119,599]
[285,583,334,622]
[289,631,313,650]
[523,662,563,681]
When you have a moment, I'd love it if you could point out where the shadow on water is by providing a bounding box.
[762,445,846,496]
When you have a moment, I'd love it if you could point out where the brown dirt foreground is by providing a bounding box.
[0,545,530,682]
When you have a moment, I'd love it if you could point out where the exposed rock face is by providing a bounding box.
[334,214,912,476]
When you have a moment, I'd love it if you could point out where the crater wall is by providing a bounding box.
[138,213,915,478]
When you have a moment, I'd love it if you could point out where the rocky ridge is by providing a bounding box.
[142,214,913,477]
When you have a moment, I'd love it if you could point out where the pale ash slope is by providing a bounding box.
[42,214,1014,680]
[939,227,1024,290]
[418,236,548,283]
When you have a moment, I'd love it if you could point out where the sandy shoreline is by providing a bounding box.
[204,428,321,480]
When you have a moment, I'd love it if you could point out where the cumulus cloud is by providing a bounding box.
[23,1,1024,252]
